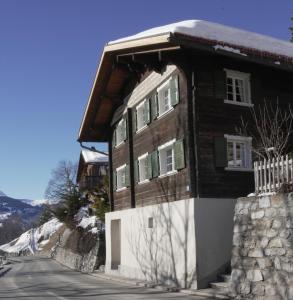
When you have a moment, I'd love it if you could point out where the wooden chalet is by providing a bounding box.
[78,20,293,289]
[76,149,108,191]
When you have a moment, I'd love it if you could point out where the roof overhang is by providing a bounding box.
[78,32,293,142]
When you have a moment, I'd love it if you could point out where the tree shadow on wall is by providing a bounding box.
[127,111,196,289]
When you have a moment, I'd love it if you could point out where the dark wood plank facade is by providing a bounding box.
[109,50,293,211]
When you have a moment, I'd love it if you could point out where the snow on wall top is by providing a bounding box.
[81,149,108,164]
[109,20,293,59]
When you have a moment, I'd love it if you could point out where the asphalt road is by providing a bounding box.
[0,256,214,300]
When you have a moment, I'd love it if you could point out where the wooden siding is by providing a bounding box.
[112,67,191,210]
[194,55,293,198]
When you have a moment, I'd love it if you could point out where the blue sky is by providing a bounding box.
[0,0,292,200]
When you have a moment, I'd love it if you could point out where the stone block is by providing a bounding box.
[238,281,251,295]
[251,283,265,295]
[271,195,283,207]
[268,238,283,248]
[259,197,271,208]
[265,248,286,256]
[272,219,282,229]
[274,257,282,270]
[259,237,269,248]
[247,269,263,282]
[264,208,277,218]
[281,262,293,272]
[265,285,277,296]
[252,210,265,220]
[279,229,290,239]
[231,269,245,281]
[248,249,264,258]
[257,258,273,269]
[266,229,278,238]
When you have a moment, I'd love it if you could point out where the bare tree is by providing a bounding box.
[45,160,78,202]
[237,99,293,160]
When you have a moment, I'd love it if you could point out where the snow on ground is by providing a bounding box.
[75,206,100,234]
[109,20,293,59]
[0,218,62,254]
[0,212,12,221]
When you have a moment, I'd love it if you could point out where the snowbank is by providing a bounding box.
[0,218,62,254]
[75,206,101,234]
[109,20,293,59]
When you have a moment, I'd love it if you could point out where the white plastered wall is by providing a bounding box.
[105,198,197,288]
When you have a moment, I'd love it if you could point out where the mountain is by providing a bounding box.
[0,193,45,245]
[0,190,7,197]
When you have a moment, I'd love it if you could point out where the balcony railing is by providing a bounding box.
[254,154,293,193]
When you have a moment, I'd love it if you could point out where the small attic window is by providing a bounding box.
[224,69,252,107]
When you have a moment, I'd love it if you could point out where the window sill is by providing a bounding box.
[115,187,127,192]
[225,167,254,172]
[138,179,150,185]
[224,100,254,108]
[159,170,178,178]
[114,141,126,149]
[157,107,174,120]
[136,125,148,135]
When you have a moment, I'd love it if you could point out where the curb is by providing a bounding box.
[90,272,230,299]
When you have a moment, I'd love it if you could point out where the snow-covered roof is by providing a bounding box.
[81,149,108,164]
[109,20,293,60]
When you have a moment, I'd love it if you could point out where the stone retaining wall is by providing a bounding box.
[53,227,105,273]
[231,193,293,300]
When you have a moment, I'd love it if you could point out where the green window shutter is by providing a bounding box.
[151,150,159,178]
[125,165,130,187]
[174,139,185,170]
[144,99,151,125]
[134,160,139,183]
[214,136,228,168]
[214,70,227,99]
[122,117,127,141]
[151,93,158,121]
[147,154,152,179]
[170,75,179,106]
[132,108,137,133]
[113,170,117,191]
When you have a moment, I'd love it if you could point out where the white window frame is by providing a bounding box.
[116,164,127,191]
[136,99,148,133]
[158,139,177,177]
[224,69,253,107]
[115,119,126,148]
[224,134,253,171]
[157,78,174,118]
[138,153,149,184]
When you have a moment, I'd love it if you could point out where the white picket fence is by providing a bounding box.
[254,154,293,193]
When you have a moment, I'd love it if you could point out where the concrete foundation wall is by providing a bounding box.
[105,197,236,289]
[105,198,197,288]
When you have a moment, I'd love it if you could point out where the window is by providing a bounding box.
[158,139,176,176]
[224,69,251,106]
[224,135,252,170]
[114,118,127,147]
[135,99,150,132]
[138,153,149,183]
[115,164,129,191]
[157,75,179,117]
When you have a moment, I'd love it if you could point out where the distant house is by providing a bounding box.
[78,20,293,289]
[76,149,108,191]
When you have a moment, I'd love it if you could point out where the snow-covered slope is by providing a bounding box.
[0,218,62,254]
[109,20,293,59]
